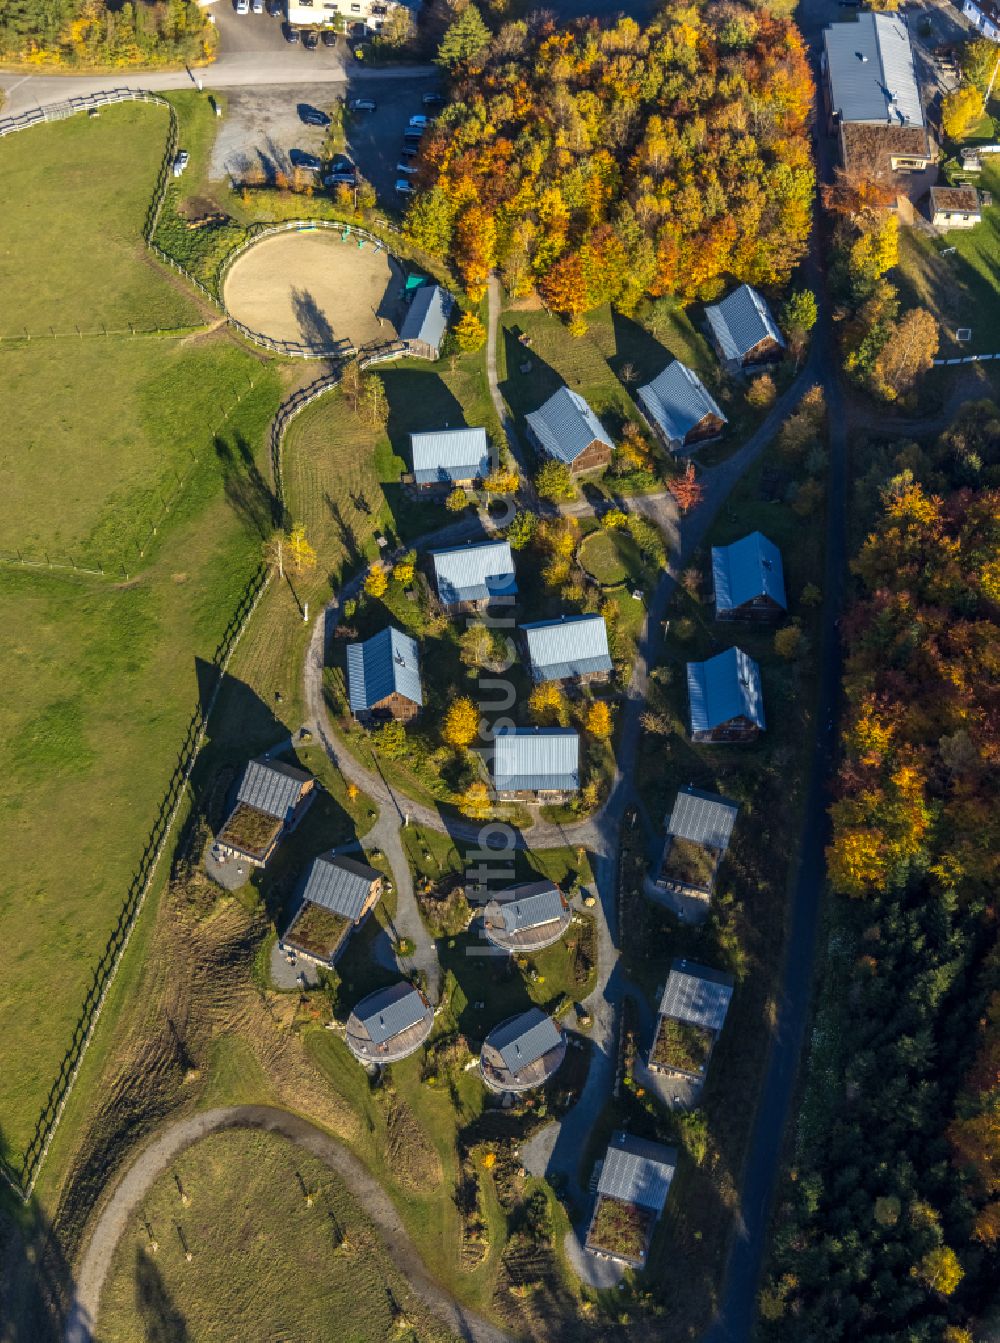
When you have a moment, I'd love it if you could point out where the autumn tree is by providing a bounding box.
[453,311,487,352]
[506,510,537,549]
[917,1246,964,1296]
[529,682,570,727]
[392,551,416,586]
[942,85,985,141]
[535,460,576,501]
[871,308,938,403]
[781,289,818,355]
[445,487,469,513]
[442,696,479,749]
[458,780,492,820]
[961,35,1000,92]
[668,462,703,514]
[264,523,316,579]
[364,562,389,598]
[483,465,519,495]
[747,374,777,409]
[585,700,612,739]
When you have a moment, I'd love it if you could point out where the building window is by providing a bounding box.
[350,3,359,9]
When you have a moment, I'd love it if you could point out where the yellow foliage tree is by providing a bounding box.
[442,696,479,749]
[454,311,487,352]
[529,682,570,726]
[942,85,984,141]
[586,700,612,739]
[364,562,389,598]
[393,553,416,586]
[827,824,887,897]
[459,780,492,819]
[483,466,520,495]
[916,1245,964,1296]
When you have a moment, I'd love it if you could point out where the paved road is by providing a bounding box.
[63,1105,511,1343]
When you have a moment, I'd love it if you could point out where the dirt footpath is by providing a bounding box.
[222,229,404,348]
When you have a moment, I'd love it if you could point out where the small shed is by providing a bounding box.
[637,361,727,455]
[712,532,787,622]
[482,881,571,953]
[410,427,491,490]
[929,185,982,230]
[585,1132,678,1267]
[491,727,580,799]
[704,285,785,373]
[399,284,453,360]
[687,647,765,744]
[216,758,315,868]
[281,853,383,968]
[479,1007,566,1092]
[345,981,434,1065]
[525,387,614,474]
[520,614,612,685]
[430,539,517,610]
[648,958,734,1081]
[347,625,423,723]
[654,787,740,902]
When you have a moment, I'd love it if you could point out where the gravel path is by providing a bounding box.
[63,1105,511,1343]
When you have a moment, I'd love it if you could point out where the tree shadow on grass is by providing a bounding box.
[0,1158,74,1343]
[134,1246,190,1343]
[609,308,676,386]
[214,431,280,540]
[498,323,564,437]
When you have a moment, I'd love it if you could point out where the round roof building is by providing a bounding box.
[479,1007,566,1094]
[345,982,434,1066]
[482,881,572,954]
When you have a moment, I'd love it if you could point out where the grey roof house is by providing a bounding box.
[520,614,612,684]
[637,361,727,455]
[347,626,423,723]
[399,284,453,359]
[430,539,517,609]
[687,647,765,743]
[480,1007,566,1092]
[649,958,734,1081]
[525,387,614,474]
[345,981,435,1065]
[704,285,785,372]
[216,758,315,867]
[482,880,572,953]
[281,853,383,967]
[410,427,491,488]
[712,532,787,621]
[822,13,932,173]
[491,727,580,797]
[654,787,740,903]
[585,1131,678,1267]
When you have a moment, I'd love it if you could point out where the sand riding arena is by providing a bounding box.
[222,227,406,355]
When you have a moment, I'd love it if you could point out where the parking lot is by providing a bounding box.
[210,73,440,206]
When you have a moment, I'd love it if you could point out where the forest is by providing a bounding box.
[407,0,815,326]
[761,404,1000,1339]
[0,0,215,68]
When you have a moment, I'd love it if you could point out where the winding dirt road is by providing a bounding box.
[63,1105,511,1343]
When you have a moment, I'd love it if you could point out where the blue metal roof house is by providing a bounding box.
[525,387,614,474]
[712,532,787,622]
[216,757,316,867]
[399,284,453,360]
[704,285,784,373]
[345,981,435,1065]
[483,880,572,952]
[586,1131,678,1267]
[410,427,491,489]
[649,958,735,1083]
[281,853,384,967]
[520,613,612,684]
[346,626,423,723]
[686,647,765,743]
[480,1007,566,1092]
[430,539,517,610]
[637,361,727,455]
[491,727,580,797]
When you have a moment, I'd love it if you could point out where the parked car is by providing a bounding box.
[283,22,300,40]
[172,150,190,177]
[299,104,330,126]
[422,91,444,107]
[251,0,264,13]
[395,161,418,175]
[350,97,377,111]
[267,0,281,14]
[395,179,415,195]
[235,0,249,13]
[325,169,357,186]
[290,149,323,171]
[408,114,430,129]
[321,27,337,45]
[303,27,319,47]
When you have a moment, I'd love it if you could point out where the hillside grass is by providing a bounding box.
[96,1128,458,1343]
[0,97,288,1174]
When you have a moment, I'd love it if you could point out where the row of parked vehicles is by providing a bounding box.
[394,101,440,196]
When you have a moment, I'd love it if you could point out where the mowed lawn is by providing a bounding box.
[97,1129,458,1343]
[0,104,285,1169]
[0,102,199,335]
[896,157,1000,355]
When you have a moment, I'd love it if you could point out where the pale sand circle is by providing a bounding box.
[222,229,405,351]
